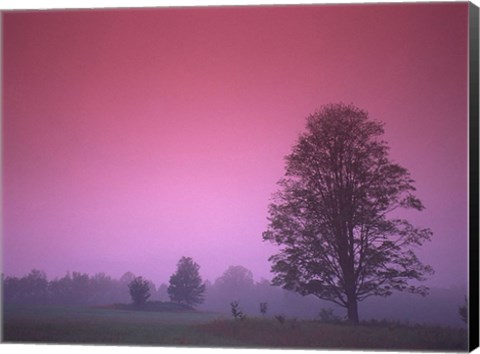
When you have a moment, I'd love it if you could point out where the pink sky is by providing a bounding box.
[3,3,469,287]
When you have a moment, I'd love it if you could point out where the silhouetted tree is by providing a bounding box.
[4,270,156,306]
[260,302,268,316]
[120,271,136,286]
[24,269,49,303]
[263,103,433,324]
[168,257,205,307]
[214,265,254,292]
[146,280,157,299]
[319,308,341,323]
[89,272,116,305]
[117,271,137,302]
[230,301,246,320]
[206,265,255,313]
[274,314,285,325]
[458,296,468,324]
[128,276,151,305]
[156,283,169,302]
[3,270,48,304]
[70,272,91,304]
[48,272,73,305]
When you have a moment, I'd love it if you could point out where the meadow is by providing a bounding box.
[2,304,468,351]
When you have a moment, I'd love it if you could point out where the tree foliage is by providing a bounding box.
[128,276,151,305]
[3,270,160,306]
[260,302,268,316]
[263,103,433,323]
[168,256,206,307]
[2,269,48,304]
[230,301,246,320]
[458,296,468,324]
[214,265,254,291]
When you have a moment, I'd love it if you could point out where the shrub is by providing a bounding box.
[274,314,285,325]
[259,302,268,316]
[458,296,468,324]
[318,307,341,323]
[230,301,246,320]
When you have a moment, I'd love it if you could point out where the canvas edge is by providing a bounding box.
[469,1,479,352]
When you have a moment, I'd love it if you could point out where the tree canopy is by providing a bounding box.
[168,256,206,307]
[263,103,433,323]
[214,265,255,291]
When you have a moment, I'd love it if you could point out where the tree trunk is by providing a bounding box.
[345,269,359,324]
[346,295,359,324]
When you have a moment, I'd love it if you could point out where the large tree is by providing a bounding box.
[263,103,433,324]
[168,257,206,307]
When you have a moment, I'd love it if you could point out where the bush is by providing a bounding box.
[458,296,467,324]
[274,314,285,325]
[318,308,342,323]
[230,301,246,320]
[259,302,268,316]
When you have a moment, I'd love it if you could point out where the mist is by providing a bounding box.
[1,5,472,351]
[2,266,467,328]
[2,5,468,293]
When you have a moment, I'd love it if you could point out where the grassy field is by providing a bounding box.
[2,304,467,351]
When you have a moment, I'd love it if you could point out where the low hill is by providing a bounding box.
[95,301,195,312]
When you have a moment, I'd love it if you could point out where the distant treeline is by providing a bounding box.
[2,267,467,328]
[2,270,159,306]
[200,265,324,317]
[1,266,322,318]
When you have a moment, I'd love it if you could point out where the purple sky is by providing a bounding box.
[3,3,469,288]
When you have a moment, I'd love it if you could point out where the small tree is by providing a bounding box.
[259,302,268,316]
[319,308,341,323]
[458,296,468,324]
[230,301,246,320]
[274,314,286,325]
[128,276,151,305]
[168,256,206,307]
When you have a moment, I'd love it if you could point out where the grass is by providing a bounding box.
[197,318,468,351]
[94,301,195,312]
[2,304,232,346]
[2,304,467,350]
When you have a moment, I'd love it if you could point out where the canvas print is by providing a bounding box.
[1,1,478,352]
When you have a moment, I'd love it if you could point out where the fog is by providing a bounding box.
[2,3,469,332]
[2,266,467,328]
